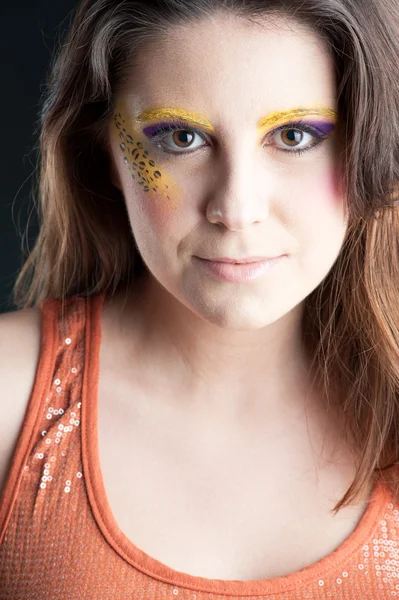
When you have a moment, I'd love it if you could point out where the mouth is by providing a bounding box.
[193,255,286,283]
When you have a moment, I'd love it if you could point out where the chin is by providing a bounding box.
[191,296,287,331]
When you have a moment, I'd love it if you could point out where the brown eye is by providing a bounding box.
[172,130,195,148]
[150,127,207,154]
[281,129,303,146]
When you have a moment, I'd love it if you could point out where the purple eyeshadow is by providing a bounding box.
[143,122,182,136]
[306,121,336,135]
[142,119,336,138]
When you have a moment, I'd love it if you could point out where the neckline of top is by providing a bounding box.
[81,292,390,596]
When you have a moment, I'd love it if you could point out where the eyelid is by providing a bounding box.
[262,119,334,140]
[145,118,333,139]
[143,120,209,139]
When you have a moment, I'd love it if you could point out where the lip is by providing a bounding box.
[201,256,278,264]
[194,255,286,283]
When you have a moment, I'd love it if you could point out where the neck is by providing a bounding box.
[108,275,323,421]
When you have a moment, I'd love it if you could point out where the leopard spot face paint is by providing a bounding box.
[111,101,181,208]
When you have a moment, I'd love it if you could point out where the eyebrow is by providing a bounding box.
[257,108,337,133]
[135,106,337,134]
[135,108,216,134]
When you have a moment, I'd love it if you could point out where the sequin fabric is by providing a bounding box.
[1,295,399,599]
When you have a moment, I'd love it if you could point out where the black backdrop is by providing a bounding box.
[0,1,77,313]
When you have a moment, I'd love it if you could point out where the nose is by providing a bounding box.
[205,149,272,231]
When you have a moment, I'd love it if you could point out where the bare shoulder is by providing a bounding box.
[0,306,42,496]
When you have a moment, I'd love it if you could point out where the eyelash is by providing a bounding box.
[146,120,330,158]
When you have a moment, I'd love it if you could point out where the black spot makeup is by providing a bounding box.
[111,101,182,208]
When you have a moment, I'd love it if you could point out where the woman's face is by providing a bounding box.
[108,13,347,330]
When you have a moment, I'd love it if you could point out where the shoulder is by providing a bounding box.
[0,306,42,369]
[0,306,42,495]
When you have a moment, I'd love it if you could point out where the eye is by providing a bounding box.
[265,122,329,155]
[147,125,207,154]
[274,128,312,148]
[145,120,333,157]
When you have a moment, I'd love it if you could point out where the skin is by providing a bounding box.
[106,12,348,431]
[100,18,377,577]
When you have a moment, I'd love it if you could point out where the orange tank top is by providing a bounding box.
[1,294,399,599]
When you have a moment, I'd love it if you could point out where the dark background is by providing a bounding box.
[0,2,77,313]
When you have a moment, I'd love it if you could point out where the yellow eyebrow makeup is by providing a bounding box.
[257,107,337,135]
[135,108,216,135]
[135,105,337,144]
[136,107,336,130]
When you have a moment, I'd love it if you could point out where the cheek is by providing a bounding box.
[282,163,348,271]
[318,165,345,208]
[293,163,346,219]
[293,165,348,275]
[111,105,182,211]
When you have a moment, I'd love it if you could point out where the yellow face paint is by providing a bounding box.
[135,108,216,135]
[257,107,337,136]
[111,99,182,208]
[135,106,336,136]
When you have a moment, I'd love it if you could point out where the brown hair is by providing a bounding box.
[12,0,399,513]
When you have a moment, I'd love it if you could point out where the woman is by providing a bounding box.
[0,0,398,597]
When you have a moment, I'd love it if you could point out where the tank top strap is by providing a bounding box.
[0,295,102,543]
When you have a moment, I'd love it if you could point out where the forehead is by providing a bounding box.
[122,12,336,125]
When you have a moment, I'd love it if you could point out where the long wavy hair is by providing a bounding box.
[12,0,399,513]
